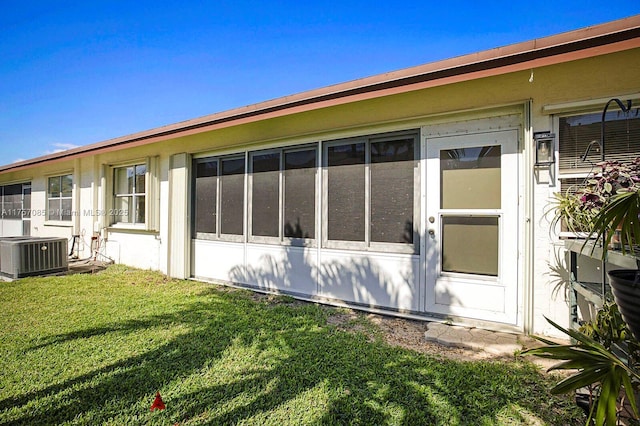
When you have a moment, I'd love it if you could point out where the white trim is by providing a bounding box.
[542,93,640,115]
[523,99,534,335]
[105,157,160,231]
[45,173,74,222]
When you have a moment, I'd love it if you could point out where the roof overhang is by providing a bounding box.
[2,15,640,174]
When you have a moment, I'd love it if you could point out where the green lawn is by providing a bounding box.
[0,265,583,425]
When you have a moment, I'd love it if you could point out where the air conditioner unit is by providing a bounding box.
[0,237,68,279]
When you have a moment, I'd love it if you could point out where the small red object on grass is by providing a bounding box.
[150,392,166,411]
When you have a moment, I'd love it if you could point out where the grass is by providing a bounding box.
[0,265,583,425]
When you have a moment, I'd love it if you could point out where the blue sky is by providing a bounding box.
[1,1,638,165]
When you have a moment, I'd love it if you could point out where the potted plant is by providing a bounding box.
[551,158,640,245]
[587,158,640,250]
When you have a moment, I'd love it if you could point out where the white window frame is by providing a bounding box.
[107,157,159,231]
[46,173,74,224]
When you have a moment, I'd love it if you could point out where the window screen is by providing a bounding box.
[284,149,316,239]
[370,138,415,244]
[251,153,280,237]
[2,184,23,219]
[194,160,217,234]
[327,143,365,242]
[220,157,245,235]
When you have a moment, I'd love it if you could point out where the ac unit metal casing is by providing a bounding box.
[0,237,68,279]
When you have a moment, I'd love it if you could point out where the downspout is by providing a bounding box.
[523,100,535,335]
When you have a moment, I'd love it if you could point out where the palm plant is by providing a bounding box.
[523,313,640,426]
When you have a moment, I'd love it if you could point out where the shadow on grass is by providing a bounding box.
[0,286,581,425]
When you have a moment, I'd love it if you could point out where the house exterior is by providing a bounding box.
[1,16,639,336]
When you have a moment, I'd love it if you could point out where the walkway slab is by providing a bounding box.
[424,322,525,357]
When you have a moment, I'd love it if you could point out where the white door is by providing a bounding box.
[425,130,519,324]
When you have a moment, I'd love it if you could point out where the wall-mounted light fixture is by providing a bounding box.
[534,131,555,166]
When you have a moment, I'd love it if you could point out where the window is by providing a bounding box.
[558,108,640,226]
[327,142,365,242]
[557,107,640,232]
[193,147,317,243]
[220,157,245,236]
[371,138,416,244]
[192,155,246,239]
[324,131,418,252]
[193,160,217,234]
[1,184,24,220]
[251,152,280,238]
[107,158,158,231]
[113,164,146,225]
[47,174,73,221]
[559,109,640,173]
[0,182,31,236]
[249,146,317,243]
[283,148,316,239]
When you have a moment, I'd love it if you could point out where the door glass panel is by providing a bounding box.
[441,216,499,276]
[440,145,501,209]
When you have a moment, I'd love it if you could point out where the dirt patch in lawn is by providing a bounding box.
[326,308,555,367]
[327,310,498,362]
